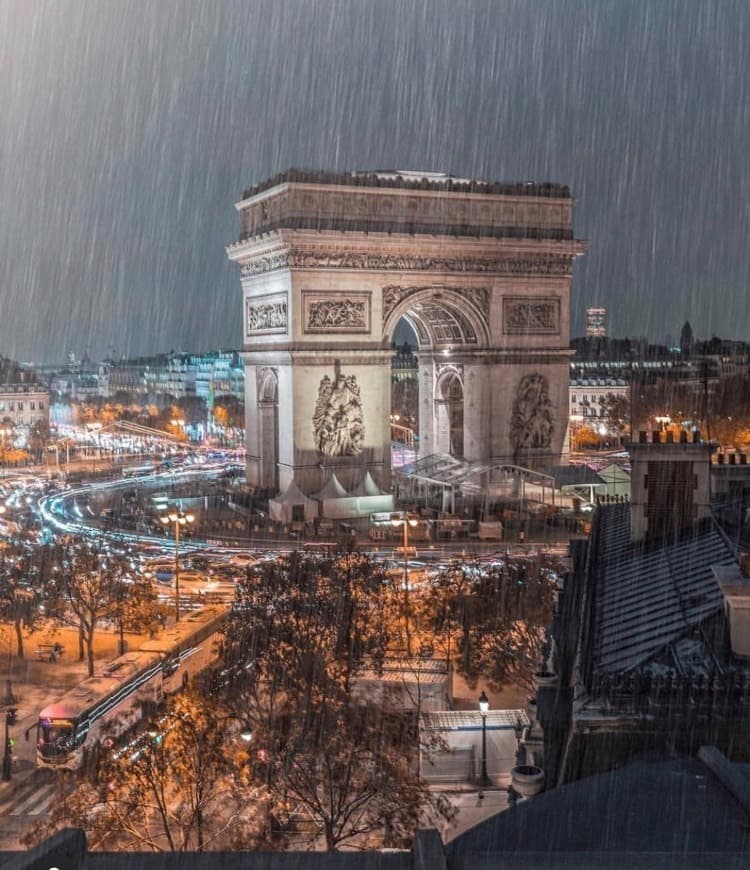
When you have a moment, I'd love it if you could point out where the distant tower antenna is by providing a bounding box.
[703,358,712,442]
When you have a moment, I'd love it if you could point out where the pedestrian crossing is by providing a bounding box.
[0,776,58,818]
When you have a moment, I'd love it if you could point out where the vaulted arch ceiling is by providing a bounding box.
[384,288,490,348]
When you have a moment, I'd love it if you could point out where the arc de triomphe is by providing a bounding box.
[227,170,586,498]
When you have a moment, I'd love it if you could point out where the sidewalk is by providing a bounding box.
[0,622,148,797]
[442,784,515,842]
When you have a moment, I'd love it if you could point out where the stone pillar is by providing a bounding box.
[243,361,261,487]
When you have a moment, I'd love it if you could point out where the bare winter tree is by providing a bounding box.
[23,692,263,852]
[217,551,453,851]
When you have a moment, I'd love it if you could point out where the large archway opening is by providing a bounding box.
[386,288,489,468]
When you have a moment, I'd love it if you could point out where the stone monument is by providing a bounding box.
[227,169,586,510]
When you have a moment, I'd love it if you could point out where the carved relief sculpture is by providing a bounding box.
[303,292,371,333]
[510,374,554,451]
[313,369,366,456]
[503,298,560,335]
[308,299,367,329]
[245,296,288,334]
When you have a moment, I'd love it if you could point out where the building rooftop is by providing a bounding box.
[355,657,451,685]
[447,752,750,860]
[7,751,750,868]
[421,710,529,731]
[585,504,734,675]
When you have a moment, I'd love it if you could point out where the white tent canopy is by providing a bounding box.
[312,472,393,519]
[352,471,383,497]
[269,479,318,523]
[311,473,349,500]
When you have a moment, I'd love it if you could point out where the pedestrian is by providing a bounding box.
[518,530,525,544]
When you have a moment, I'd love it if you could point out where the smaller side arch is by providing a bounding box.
[256,367,280,490]
[257,366,279,403]
[434,367,465,458]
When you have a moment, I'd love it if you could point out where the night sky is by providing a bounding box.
[0,0,748,364]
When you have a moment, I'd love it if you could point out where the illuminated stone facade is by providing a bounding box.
[227,170,586,495]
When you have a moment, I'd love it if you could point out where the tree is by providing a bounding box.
[110,572,163,656]
[26,420,52,463]
[55,540,152,676]
[213,396,244,429]
[217,552,453,850]
[23,692,262,852]
[600,392,631,441]
[265,698,450,851]
[422,556,559,693]
[0,540,63,659]
[573,425,600,451]
[219,552,391,718]
[176,395,207,427]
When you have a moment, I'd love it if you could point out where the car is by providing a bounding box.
[210,564,241,581]
[152,567,175,583]
[229,553,256,568]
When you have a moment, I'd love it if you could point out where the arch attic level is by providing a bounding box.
[227,170,586,502]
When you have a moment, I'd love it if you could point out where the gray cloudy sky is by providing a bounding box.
[0,0,748,363]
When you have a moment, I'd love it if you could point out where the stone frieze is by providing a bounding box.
[239,250,573,278]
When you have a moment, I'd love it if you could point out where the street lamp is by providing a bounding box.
[391,513,418,655]
[2,708,16,782]
[478,689,491,788]
[1,626,16,707]
[160,509,194,623]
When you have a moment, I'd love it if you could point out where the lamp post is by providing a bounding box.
[391,513,418,655]
[1,626,16,707]
[2,708,16,782]
[478,689,491,788]
[160,509,194,623]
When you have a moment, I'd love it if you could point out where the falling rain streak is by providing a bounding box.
[0,0,748,362]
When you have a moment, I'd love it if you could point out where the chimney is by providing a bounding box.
[628,432,715,543]
[714,563,750,658]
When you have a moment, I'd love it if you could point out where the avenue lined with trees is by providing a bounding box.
[18,547,560,852]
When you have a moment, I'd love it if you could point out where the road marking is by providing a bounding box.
[27,785,58,816]
[9,782,57,816]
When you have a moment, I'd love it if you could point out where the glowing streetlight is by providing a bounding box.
[391,513,419,655]
[159,509,194,622]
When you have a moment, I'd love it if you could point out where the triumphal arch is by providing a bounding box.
[227,170,586,505]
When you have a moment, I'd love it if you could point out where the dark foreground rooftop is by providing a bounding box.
[4,749,750,870]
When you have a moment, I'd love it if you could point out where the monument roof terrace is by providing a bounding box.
[234,168,577,245]
[241,168,572,201]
